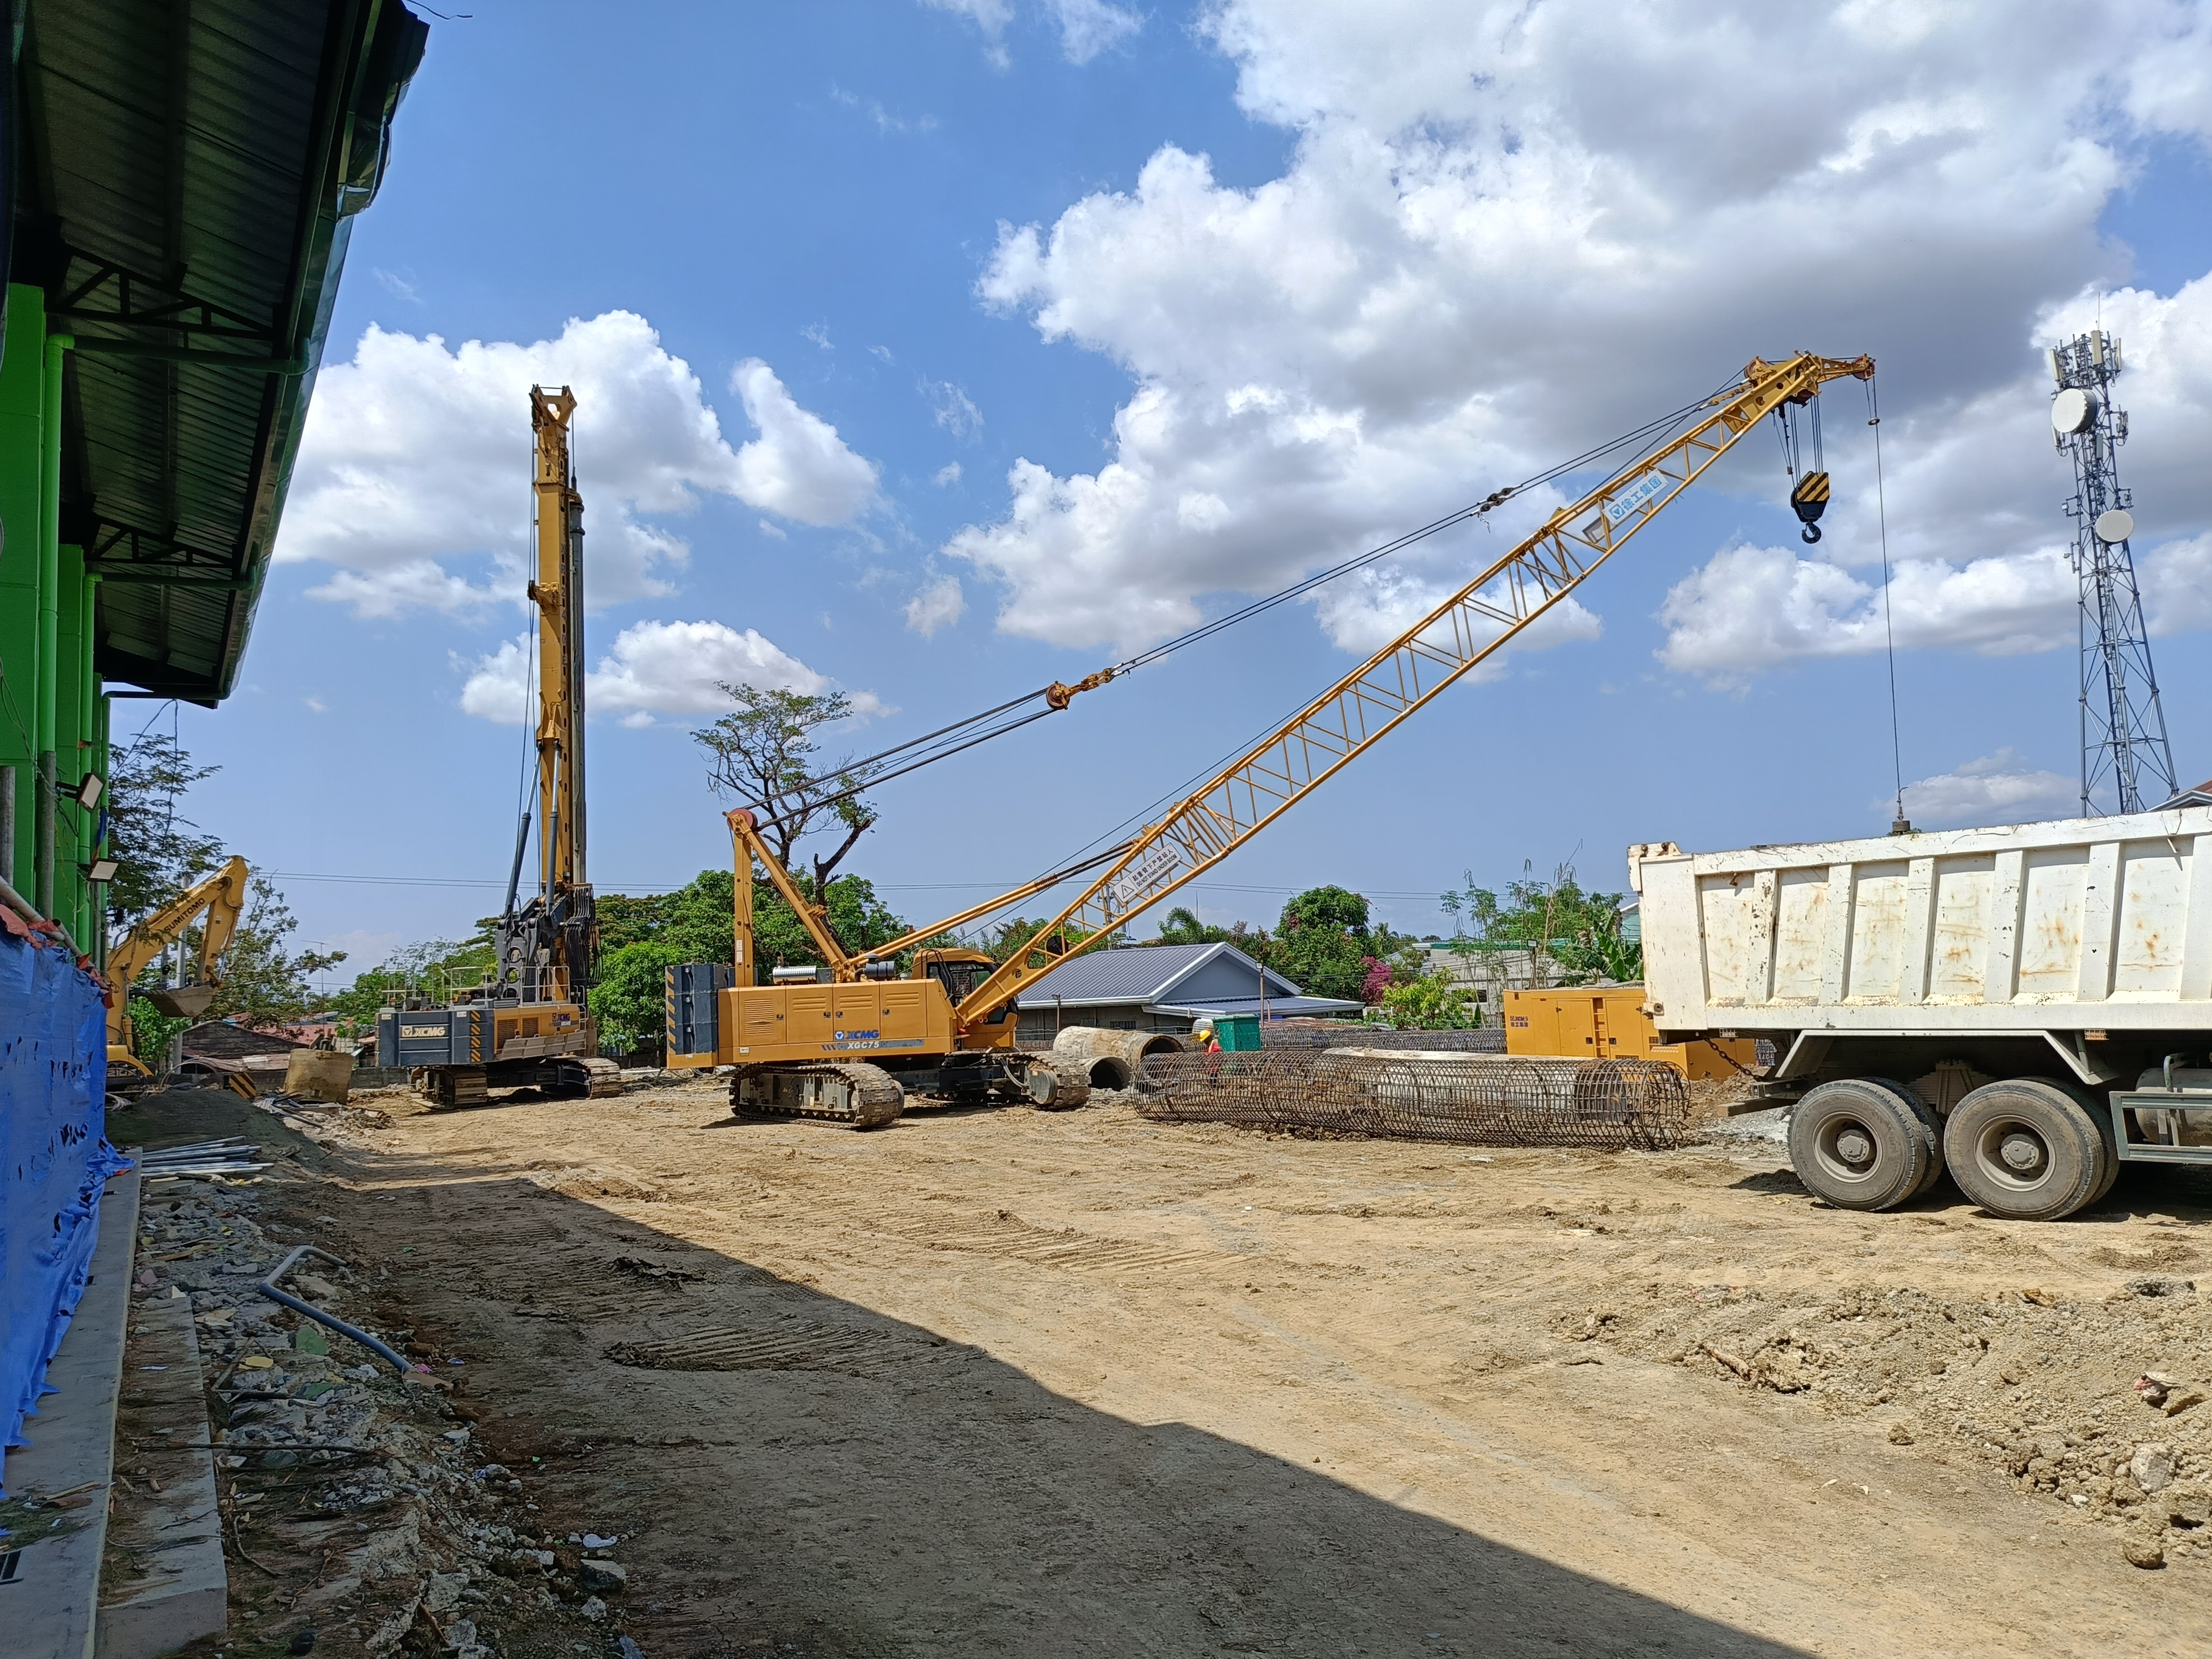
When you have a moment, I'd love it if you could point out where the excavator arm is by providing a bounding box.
[930,351,1874,1032]
[105,854,252,1054]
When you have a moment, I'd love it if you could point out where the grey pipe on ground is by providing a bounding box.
[257,1243,416,1375]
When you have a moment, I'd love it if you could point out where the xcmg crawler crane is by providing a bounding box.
[668,352,1875,1125]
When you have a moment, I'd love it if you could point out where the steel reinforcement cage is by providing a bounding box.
[1136,1048,1693,1151]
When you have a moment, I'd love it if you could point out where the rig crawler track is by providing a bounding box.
[733,1061,905,1129]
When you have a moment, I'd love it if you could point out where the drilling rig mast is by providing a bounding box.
[503,386,595,994]
[374,387,615,1106]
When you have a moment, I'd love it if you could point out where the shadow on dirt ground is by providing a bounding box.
[114,1086,1811,1659]
[332,1171,1810,1657]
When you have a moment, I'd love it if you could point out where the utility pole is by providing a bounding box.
[2048,328,2176,816]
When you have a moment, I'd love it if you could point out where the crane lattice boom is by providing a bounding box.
[945,352,1874,1031]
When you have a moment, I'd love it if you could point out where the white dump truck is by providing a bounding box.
[1631,800,2212,1219]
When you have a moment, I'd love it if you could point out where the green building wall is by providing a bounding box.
[0,283,107,954]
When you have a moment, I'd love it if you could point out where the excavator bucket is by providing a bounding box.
[146,984,217,1019]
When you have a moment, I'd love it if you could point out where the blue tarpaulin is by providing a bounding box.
[1,919,121,1490]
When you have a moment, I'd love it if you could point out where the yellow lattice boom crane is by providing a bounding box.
[667,352,1874,1125]
[374,388,617,1107]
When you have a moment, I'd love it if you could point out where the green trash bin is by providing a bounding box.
[1215,1014,1261,1051]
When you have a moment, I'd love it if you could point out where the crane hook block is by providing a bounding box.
[1790,470,1831,544]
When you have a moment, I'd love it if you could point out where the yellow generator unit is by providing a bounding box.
[1504,987,1755,1081]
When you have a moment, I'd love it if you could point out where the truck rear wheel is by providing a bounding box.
[2039,1077,2121,1204]
[1861,1076,1945,1198]
[1788,1078,1932,1211]
[1943,1080,2103,1220]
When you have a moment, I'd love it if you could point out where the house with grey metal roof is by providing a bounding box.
[1013,942,1361,1045]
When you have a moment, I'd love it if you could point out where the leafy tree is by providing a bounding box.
[693,686,881,894]
[1146,906,1277,958]
[571,863,910,985]
[1376,972,1479,1029]
[589,939,685,1053]
[1272,885,1405,1003]
[1151,906,1232,946]
[1360,957,1393,1003]
[1438,860,1641,986]
[758,872,906,971]
[127,995,194,1067]
[103,731,224,925]
[202,878,347,1027]
[979,914,1123,967]
[596,890,676,953]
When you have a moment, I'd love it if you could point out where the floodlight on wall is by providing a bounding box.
[73,772,103,810]
[85,857,120,884]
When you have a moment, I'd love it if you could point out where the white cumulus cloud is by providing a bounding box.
[944,0,2212,670]
[729,359,881,525]
[1892,749,2079,829]
[281,313,879,617]
[458,619,878,729]
[904,576,967,637]
[2147,533,2212,635]
[1656,544,2080,685]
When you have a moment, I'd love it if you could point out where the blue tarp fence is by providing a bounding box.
[1,919,121,1490]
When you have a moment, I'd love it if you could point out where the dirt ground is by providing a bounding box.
[164,1073,2212,1658]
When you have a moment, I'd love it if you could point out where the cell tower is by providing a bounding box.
[2047,328,2176,816]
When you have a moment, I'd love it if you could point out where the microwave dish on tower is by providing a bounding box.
[2048,328,2176,816]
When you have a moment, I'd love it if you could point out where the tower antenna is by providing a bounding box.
[2047,329,2176,815]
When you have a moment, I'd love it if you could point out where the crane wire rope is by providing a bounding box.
[975,377,1735,917]
[1865,374,1906,827]
[753,386,1728,834]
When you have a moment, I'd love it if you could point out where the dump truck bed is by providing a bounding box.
[1632,805,2212,1035]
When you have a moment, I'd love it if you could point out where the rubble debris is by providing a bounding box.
[118,1102,643,1658]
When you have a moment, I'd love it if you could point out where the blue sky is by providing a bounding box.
[156,1,2212,982]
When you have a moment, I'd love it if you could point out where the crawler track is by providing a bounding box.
[732,1061,904,1128]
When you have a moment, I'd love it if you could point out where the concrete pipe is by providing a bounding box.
[1050,1026,1188,1091]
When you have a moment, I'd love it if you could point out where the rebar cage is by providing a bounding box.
[1259,1023,1505,1053]
[1137,1048,1693,1151]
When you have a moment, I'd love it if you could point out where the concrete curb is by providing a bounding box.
[97,1286,226,1658]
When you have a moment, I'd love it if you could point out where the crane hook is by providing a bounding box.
[1790,470,1831,546]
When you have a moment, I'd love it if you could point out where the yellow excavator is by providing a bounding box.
[373,388,617,1107]
[668,352,1875,1125]
[105,854,251,1082]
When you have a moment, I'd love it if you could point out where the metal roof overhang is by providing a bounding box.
[17,0,427,704]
